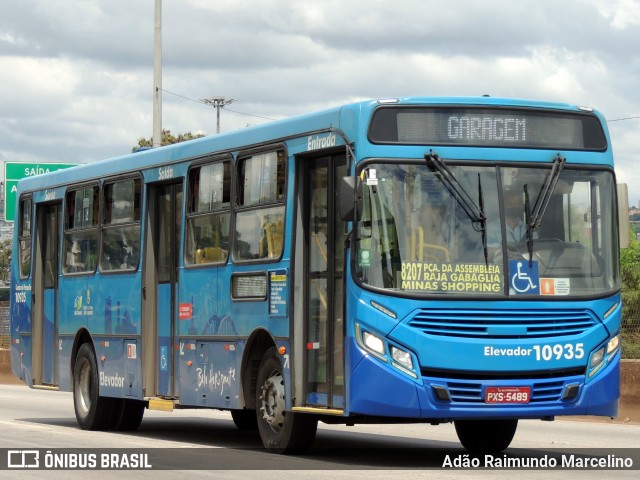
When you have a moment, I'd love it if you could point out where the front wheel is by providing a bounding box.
[454,419,518,453]
[256,347,317,453]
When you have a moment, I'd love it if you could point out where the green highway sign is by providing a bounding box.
[4,162,79,222]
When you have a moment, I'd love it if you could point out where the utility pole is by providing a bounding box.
[152,0,162,147]
[201,97,235,134]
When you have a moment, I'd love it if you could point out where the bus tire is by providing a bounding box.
[256,347,317,453]
[113,399,146,431]
[454,419,518,453]
[73,343,118,430]
[231,409,258,430]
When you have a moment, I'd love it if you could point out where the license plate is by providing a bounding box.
[485,386,531,404]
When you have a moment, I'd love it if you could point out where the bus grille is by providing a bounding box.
[408,309,597,339]
[447,380,566,403]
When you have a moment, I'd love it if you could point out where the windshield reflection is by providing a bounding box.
[354,162,620,297]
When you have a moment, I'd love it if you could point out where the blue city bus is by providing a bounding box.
[10,96,622,453]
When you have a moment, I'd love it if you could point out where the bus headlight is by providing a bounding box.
[362,331,386,357]
[606,335,620,355]
[356,323,419,380]
[588,334,620,379]
[590,347,605,369]
[390,346,413,371]
[588,347,605,377]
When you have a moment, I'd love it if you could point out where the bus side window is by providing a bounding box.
[63,186,99,274]
[18,197,32,279]
[100,178,142,272]
[233,150,286,262]
[185,160,231,266]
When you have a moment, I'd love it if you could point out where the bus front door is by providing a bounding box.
[32,202,61,386]
[303,153,346,409]
[143,181,183,398]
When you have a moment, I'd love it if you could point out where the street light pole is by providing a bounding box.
[201,97,236,134]
[152,0,162,147]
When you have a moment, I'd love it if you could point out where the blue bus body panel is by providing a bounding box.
[178,340,238,408]
[176,264,290,408]
[57,273,141,336]
[55,273,142,396]
[92,338,141,398]
[57,336,74,390]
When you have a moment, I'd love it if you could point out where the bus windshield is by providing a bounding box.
[354,161,620,297]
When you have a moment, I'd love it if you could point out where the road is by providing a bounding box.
[0,384,639,479]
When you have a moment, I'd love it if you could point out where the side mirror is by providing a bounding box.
[339,176,362,221]
[617,183,630,249]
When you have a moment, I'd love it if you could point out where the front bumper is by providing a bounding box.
[346,338,620,419]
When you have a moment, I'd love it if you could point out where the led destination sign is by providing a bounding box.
[369,107,607,150]
[446,115,526,142]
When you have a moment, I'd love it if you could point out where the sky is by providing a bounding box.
[1,0,639,206]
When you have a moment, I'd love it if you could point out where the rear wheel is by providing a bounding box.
[113,399,146,431]
[231,409,258,430]
[73,343,119,430]
[454,419,518,453]
[256,347,317,453]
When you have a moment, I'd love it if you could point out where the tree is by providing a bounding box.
[0,238,12,288]
[133,130,205,151]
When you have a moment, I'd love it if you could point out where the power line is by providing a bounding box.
[607,115,640,122]
[223,107,277,121]
[160,88,276,122]
[160,88,204,105]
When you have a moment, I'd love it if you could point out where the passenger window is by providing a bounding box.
[185,160,231,266]
[100,178,142,272]
[18,197,32,279]
[238,150,286,205]
[63,186,99,274]
[233,150,286,261]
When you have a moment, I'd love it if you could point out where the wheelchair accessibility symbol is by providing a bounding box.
[160,346,168,371]
[509,260,540,295]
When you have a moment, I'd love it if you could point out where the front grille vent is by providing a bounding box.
[408,308,597,339]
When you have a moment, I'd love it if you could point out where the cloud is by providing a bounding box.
[1,0,639,205]
[590,0,640,29]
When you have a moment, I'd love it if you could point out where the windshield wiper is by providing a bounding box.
[523,154,566,266]
[478,173,488,266]
[524,184,534,267]
[529,154,566,231]
[425,152,488,265]
[425,152,486,225]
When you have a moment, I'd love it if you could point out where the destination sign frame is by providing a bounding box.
[368,106,607,151]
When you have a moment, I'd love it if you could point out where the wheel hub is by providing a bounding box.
[259,372,285,432]
[77,361,92,415]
